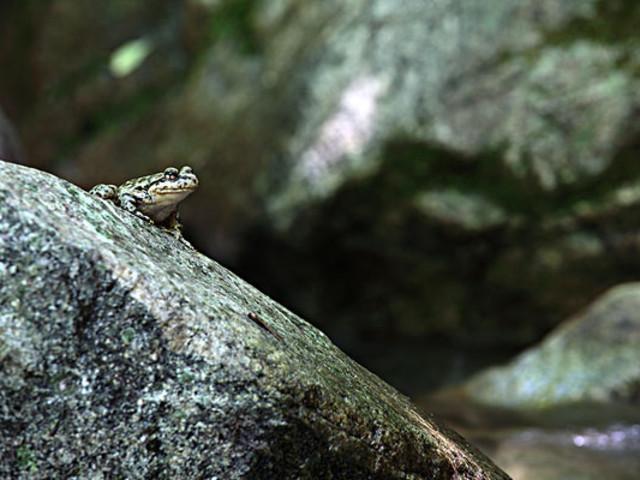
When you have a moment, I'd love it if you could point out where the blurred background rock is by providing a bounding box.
[2,1,640,476]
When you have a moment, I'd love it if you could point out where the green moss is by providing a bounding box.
[121,327,136,344]
[373,141,548,217]
[176,369,196,384]
[209,0,260,55]
[545,1,640,46]
[369,138,640,222]
[16,446,37,473]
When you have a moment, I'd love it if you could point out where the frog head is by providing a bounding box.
[147,166,199,203]
[125,166,199,222]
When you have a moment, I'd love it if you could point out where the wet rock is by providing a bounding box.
[0,160,509,479]
[463,283,640,409]
[414,190,508,233]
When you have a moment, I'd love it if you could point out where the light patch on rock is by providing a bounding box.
[414,189,507,231]
[297,74,389,191]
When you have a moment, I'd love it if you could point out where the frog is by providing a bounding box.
[89,166,198,238]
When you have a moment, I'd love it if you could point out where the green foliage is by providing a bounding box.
[109,38,152,78]
[209,0,260,54]
[546,0,640,46]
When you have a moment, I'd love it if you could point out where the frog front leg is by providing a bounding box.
[162,211,184,238]
[90,184,118,201]
[119,192,154,223]
[161,211,194,246]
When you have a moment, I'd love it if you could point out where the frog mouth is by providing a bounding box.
[156,188,193,194]
[154,184,198,194]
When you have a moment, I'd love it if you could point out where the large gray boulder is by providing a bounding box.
[225,0,640,343]
[0,160,509,479]
[463,283,640,410]
[178,0,640,342]
[255,0,632,215]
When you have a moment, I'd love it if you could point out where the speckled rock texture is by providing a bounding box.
[463,283,640,409]
[0,160,510,479]
[257,0,624,213]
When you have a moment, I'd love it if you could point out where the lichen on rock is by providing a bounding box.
[0,160,509,479]
[464,283,640,410]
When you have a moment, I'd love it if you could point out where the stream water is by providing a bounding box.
[420,397,640,479]
[490,424,640,480]
[347,338,640,479]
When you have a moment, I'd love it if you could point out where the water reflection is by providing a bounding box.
[508,424,640,450]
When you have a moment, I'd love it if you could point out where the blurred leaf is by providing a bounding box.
[109,37,152,78]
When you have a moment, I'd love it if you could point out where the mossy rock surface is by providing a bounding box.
[0,160,509,479]
[464,283,640,410]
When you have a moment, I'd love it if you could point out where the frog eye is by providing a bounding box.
[181,166,193,174]
[163,167,179,179]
